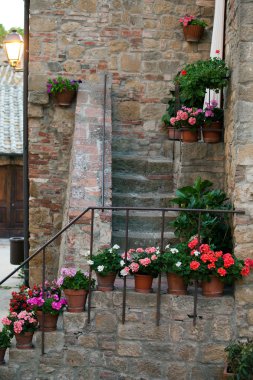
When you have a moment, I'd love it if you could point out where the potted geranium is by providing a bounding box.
[87,244,123,291]
[169,106,204,142]
[161,95,181,141]
[187,236,253,296]
[224,340,253,379]
[202,99,224,143]
[161,243,191,295]
[120,247,161,293]
[179,14,207,42]
[58,268,95,313]
[1,310,38,349]
[0,327,11,364]
[175,57,230,108]
[27,281,67,331]
[46,76,82,106]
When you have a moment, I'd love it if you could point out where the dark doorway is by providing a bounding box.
[0,165,23,237]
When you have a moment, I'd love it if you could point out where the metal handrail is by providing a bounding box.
[0,205,245,354]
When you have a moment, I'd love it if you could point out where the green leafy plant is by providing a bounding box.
[175,58,230,107]
[225,340,253,379]
[170,177,232,251]
[161,243,191,282]
[87,245,123,276]
[58,268,95,291]
[46,76,82,94]
[179,15,207,28]
[0,327,12,348]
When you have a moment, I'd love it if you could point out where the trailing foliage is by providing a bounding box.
[225,340,253,379]
[0,326,12,348]
[175,58,230,107]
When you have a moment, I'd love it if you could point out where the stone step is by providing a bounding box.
[112,155,173,175]
[112,230,175,249]
[112,210,175,231]
[112,173,174,194]
[112,192,174,208]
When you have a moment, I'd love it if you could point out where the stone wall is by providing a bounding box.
[28,0,214,279]
[0,290,236,380]
[59,74,112,271]
[225,0,253,339]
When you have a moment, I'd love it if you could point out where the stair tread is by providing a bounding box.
[112,210,176,217]
[112,154,173,163]
[112,230,174,238]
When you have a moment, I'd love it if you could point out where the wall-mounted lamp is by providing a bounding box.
[3,30,24,69]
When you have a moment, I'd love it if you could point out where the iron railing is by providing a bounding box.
[0,206,244,355]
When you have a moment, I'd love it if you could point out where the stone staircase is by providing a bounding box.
[112,153,176,248]
[0,289,235,380]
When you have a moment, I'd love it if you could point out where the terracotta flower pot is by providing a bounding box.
[0,348,7,365]
[201,276,224,297]
[54,90,76,106]
[167,127,181,140]
[166,273,188,295]
[36,311,59,332]
[202,121,222,143]
[181,128,199,142]
[183,25,204,42]
[223,364,234,378]
[96,272,117,291]
[14,331,34,349]
[64,289,88,313]
[134,274,153,293]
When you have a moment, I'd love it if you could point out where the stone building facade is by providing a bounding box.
[23,0,253,376]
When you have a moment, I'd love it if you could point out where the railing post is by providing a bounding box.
[122,209,129,324]
[41,248,46,355]
[88,208,95,324]
[156,210,165,326]
[193,211,202,326]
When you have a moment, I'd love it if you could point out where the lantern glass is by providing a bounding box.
[3,31,24,68]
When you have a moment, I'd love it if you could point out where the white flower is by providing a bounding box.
[108,248,112,253]
[156,249,160,255]
[170,248,179,254]
[193,250,200,257]
[87,260,94,265]
[165,244,170,250]
[175,261,182,267]
[120,260,125,267]
[83,251,90,257]
[97,265,104,272]
[113,244,120,249]
[120,268,129,276]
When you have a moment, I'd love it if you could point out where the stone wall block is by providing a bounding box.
[117,341,142,357]
[95,311,117,333]
[63,312,88,331]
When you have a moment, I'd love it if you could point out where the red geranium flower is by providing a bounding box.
[181,70,187,76]
[217,267,227,276]
[241,266,250,276]
[190,261,200,270]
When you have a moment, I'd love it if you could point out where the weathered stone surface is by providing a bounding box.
[120,54,141,72]
[117,341,142,357]
[95,311,117,332]
[28,91,49,105]
[63,312,88,331]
